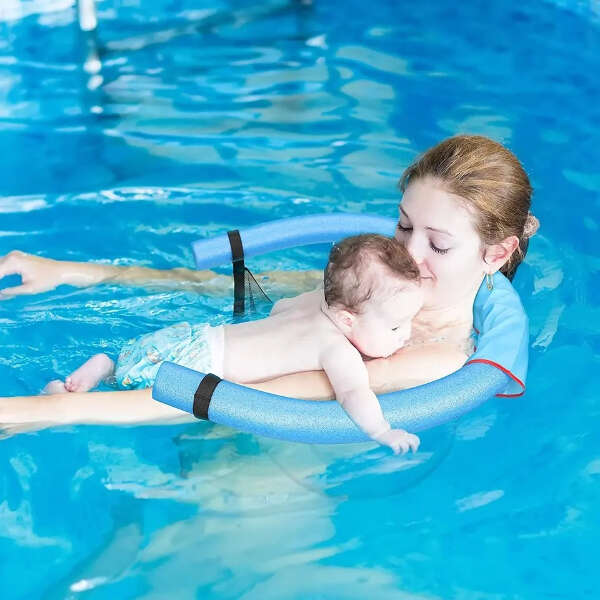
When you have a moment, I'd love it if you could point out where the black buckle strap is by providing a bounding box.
[193,373,222,420]
[227,229,245,316]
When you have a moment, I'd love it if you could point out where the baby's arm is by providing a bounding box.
[320,342,420,454]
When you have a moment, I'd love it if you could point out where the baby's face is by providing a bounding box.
[347,280,423,358]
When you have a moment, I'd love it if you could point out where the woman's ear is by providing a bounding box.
[483,235,519,273]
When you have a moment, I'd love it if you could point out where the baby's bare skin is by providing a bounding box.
[223,289,327,383]
[43,354,115,395]
[223,281,423,454]
[65,354,115,392]
[39,282,421,454]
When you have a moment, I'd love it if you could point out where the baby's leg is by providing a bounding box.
[65,353,115,393]
[42,380,68,394]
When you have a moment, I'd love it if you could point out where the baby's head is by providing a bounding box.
[323,234,423,358]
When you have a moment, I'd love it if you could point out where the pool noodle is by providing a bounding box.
[153,214,526,443]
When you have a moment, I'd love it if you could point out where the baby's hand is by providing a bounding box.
[374,428,420,455]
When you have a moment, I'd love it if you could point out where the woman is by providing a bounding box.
[0,135,539,432]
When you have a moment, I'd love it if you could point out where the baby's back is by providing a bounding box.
[223,289,338,383]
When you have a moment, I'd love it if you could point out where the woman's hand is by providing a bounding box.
[0,251,72,298]
[0,250,129,299]
[0,249,236,299]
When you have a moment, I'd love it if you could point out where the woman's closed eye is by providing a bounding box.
[430,242,450,255]
[398,222,450,255]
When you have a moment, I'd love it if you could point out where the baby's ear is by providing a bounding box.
[333,308,356,332]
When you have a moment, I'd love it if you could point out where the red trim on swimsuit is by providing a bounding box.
[465,358,525,398]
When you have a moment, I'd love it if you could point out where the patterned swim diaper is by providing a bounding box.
[114,322,224,389]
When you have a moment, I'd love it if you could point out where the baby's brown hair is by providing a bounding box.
[324,234,420,313]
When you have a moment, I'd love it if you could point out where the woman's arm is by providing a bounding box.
[0,251,323,299]
[250,371,334,399]
[0,376,328,435]
[252,342,469,399]
[0,387,195,435]
[0,343,467,435]
[259,269,323,292]
[0,374,327,436]
[0,250,224,298]
[367,342,469,393]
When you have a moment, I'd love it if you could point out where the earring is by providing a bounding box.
[486,273,494,291]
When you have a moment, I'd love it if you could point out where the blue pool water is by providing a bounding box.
[1,0,599,597]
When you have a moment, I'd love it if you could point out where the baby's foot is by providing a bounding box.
[42,379,67,395]
[65,354,115,393]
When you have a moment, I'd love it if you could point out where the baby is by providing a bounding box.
[45,234,424,453]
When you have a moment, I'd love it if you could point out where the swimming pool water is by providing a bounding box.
[1,0,599,598]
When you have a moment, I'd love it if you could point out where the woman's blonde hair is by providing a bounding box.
[399,135,539,280]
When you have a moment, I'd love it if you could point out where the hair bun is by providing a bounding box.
[523,213,539,239]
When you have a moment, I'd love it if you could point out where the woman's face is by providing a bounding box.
[395,177,487,310]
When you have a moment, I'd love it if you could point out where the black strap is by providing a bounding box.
[193,373,222,420]
[227,229,245,315]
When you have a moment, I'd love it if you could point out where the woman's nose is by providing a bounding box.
[405,234,424,264]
